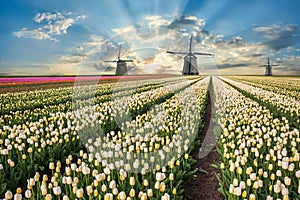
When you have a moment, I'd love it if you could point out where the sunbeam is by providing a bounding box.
[1,0,300,75]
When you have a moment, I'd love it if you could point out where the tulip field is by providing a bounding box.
[214,76,300,200]
[0,75,300,200]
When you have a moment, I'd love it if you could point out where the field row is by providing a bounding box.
[227,76,300,100]
[222,77,300,127]
[0,77,190,116]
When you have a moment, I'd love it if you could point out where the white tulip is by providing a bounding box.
[53,186,62,195]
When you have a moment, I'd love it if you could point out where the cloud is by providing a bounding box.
[167,15,205,29]
[13,28,57,41]
[93,63,115,71]
[127,50,183,74]
[250,53,265,57]
[0,72,10,76]
[13,12,86,41]
[76,15,87,20]
[254,24,297,40]
[76,45,84,51]
[112,26,136,37]
[80,15,223,74]
[34,12,62,23]
[0,67,24,76]
[144,15,170,27]
[45,18,74,35]
[254,24,298,51]
[85,35,106,46]
[228,35,243,45]
[107,15,210,53]
[276,55,300,72]
[217,63,248,69]
[164,15,210,43]
[60,53,87,64]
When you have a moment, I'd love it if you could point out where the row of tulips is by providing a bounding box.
[0,76,188,116]
[0,77,202,196]
[213,77,300,200]
[227,76,300,100]
[221,77,300,127]
[0,77,188,128]
[2,77,210,199]
[0,83,158,128]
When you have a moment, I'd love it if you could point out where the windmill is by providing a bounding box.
[167,35,213,75]
[105,45,133,75]
[260,57,278,76]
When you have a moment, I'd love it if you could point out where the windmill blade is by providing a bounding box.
[259,65,267,67]
[194,52,214,56]
[104,60,118,63]
[189,35,193,53]
[166,51,188,55]
[120,59,134,62]
[118,44,122,59]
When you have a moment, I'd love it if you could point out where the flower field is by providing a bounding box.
[214,76,300,200]
[0,75,299,200]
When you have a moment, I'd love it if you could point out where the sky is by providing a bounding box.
[1,0,300,76]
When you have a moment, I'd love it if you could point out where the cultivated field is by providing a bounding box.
[0,76,299,200]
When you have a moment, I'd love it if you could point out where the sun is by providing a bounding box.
[142,63,161,74]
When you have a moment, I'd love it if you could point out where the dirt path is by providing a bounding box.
[183,82,223,200]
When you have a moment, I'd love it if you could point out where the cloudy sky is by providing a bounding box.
[1,0,300,76]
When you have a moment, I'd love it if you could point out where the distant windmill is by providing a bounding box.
[105,45,133,75]
[167,35,213,75]
[259,57,278,76]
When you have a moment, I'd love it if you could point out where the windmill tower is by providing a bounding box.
[105,45,133,75]
[260,57,278,76]
[167,35,213,75]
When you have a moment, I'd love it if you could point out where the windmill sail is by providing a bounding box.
[259,57,278,76]
[105,45,133,75]
[167,35,213,75]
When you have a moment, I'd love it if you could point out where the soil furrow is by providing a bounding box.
[183,81,223,200]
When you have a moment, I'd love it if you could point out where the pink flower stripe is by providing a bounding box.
[0,76,121,83]
[0,76,154,85]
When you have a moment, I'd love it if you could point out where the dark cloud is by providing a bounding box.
[167,15,200,29]
[275,65,300,75]
[217,63,248,69]
[211,35,246,49]
[129,64,178,75]
[263,39,294,52]
[191,29,211,44]
[93,62,115,71]
[228,36,243,45]
[77,46,83,51]
[254,24,298,51]
[127,66,140,74]
[201,29,210,35]
[193,34,203,43]
[287,67,300,74]
[250,53,264,57]
[165,15,210,44]
[153,65,176,74]
[213,38,224,44]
